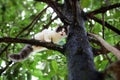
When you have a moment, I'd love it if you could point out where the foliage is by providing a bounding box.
[0,0,120,80]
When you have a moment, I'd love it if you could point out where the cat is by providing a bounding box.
[8,25,68,62]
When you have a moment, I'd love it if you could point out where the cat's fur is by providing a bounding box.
[8,25,68,62]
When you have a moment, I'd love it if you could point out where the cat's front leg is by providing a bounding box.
[44,36,51,43]
[45,39,51,42]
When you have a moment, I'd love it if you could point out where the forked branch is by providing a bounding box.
[89,33,120,60]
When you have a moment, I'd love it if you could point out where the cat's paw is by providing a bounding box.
[45,39,51,42]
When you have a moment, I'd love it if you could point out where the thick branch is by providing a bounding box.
[89,36,120,56]
[91,41,120,56]
[0,37,64,53]
[89,33,120,60]
[92,45,120,56]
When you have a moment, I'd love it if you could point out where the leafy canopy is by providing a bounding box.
[0,0,120,80]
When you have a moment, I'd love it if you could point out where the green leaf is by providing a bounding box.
[81,0,92,8]
[51,60,58,73]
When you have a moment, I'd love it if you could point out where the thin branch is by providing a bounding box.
[87,15,120,35]
[0,7,48,56]
[16,6,48,37]
[0,61,12,75]
[85,3,120,35]
[87,3,120,15]
[35,0,71,24]
[42,16,58,30]
[0,37,64,53]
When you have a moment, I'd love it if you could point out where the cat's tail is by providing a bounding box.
[8,44,33,62]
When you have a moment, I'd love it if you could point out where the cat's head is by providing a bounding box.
[55,25,69,37]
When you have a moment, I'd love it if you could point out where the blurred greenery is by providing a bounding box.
[0,0,120,80]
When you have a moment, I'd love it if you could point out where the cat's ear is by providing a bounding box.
[55,25,69,34]
[63,25,69,35]
[55,25,62,32]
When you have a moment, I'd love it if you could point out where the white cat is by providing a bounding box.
[8,25,68,62]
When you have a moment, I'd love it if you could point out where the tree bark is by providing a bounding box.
[64,0,103,80]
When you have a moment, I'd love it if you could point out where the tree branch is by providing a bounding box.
[89,33,120,60]
[35,0,71,24]
[87,15,120,35]
[42,16,58,30]
[85,3,120,35]
[0,61,12,75]
[87,3,120,15]
[0,7,48,56]
[92,42,120,56]
[16,6,48,37]
[0,37,64,53]
[89,35,120,56]
[0,36,64,75]
[92,45,120,56]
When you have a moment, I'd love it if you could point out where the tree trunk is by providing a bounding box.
[64,0,103,80]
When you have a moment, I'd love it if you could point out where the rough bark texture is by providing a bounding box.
[64,0,103,80]
[65,25,100,80]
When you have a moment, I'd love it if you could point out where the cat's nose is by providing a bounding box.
[61,33,63,36]
[60,32,64,36]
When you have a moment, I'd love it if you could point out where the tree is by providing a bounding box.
[0,0,120,80]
